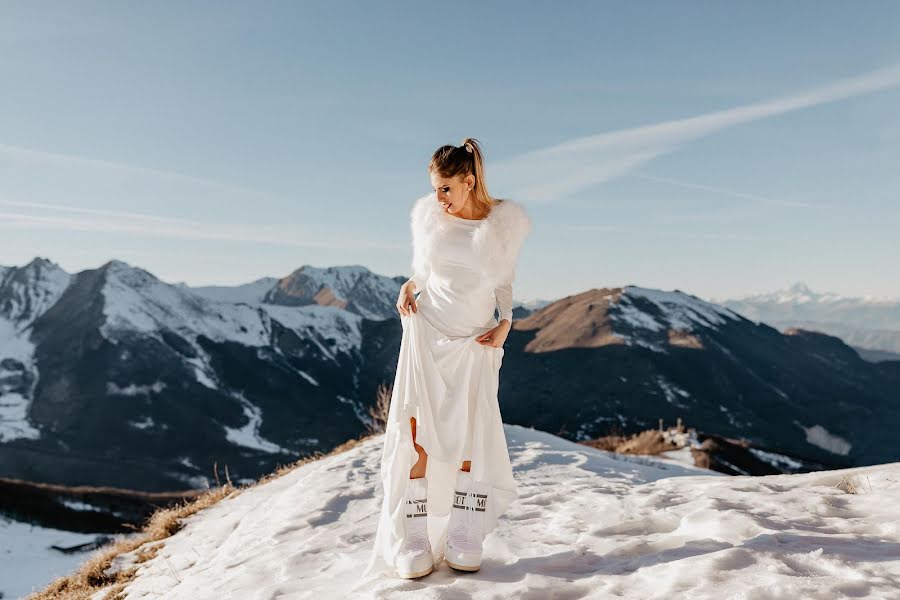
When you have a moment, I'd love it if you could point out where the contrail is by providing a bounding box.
[490,63,900,203]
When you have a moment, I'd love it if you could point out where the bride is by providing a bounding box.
[364,137,533,579]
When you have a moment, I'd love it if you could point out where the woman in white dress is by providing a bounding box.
[364,138,533,579]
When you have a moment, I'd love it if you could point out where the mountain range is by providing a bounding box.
[1,258,898,496]
[716,282,900,358]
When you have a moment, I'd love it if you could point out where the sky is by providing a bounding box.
[1,1,899,303]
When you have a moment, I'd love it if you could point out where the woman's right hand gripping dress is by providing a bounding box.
[397,279,419,317]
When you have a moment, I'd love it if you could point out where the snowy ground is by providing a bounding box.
[85,424,899,600]
[0,517,130,600]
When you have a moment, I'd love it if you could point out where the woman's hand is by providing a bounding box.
[475,319,511,348]
[397,280,418,317]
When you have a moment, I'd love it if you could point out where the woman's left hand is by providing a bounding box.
[475,320,511,348]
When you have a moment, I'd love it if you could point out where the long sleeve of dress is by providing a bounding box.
[409,272,427,294]
[494,277,514,324]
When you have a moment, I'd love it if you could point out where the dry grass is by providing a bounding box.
[25,483,236,600]
[25,393,391,600]
[581,428,679,456]
[835,473,872,495]
[365,382,392,436]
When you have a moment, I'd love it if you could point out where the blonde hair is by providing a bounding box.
[428,137,500,219]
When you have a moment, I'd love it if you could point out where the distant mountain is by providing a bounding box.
[188,265,408,321]
[716,282,900,355]
[852,346,900,363]
[184,276,280,305]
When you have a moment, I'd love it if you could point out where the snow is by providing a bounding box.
[719,403,743,428]
[0,259,71,443]
[295,369,319,386]
[86,424,900,600]
[615,333,668,353]
[100,261,271,347]
[721,282,898,307]
[610,286,743,353]
[613,297,665,332]
[0,258,72,323]
[127,416,156,431]
[655,375,691,409]
[337,394,375,428]
[184,351,219,390]
[186,265,403,322]
[0,516,128,600]
[748,447,805,472]
[621,285,741,330]
[59,499,123,517]
[100,261,364,363]
[257,303,363,360]
[0,390,41,442]
[178,456,199,469]
[794,421,853,456]
[223,390,291,455]
[714,282,900,335]
[657,445,696,469]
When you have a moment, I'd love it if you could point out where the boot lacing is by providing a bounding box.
[449,480,486,550]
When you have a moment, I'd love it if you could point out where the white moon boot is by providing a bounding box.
[445,469,487,572]
[395,476,434,579]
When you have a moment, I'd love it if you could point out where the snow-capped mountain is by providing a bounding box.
[716,282,900,355]
[25,425,899,600]
[0,258,408,493]
[188,264,408,321]
[0,258,73,443]
[717,281,899,308]
[500,285,900,469]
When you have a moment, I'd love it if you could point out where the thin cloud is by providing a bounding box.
[565,223,759,242]
[0,142,283,203]
[491,63,900,203]
[0,204,402,251]
[631,173,820,209]
[0,154,398,249]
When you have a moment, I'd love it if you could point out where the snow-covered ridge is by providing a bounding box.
[270,264,381,302]
[189,264,406,322]
[718,281,900,307]
[714,282,900,353]
[99,259,364,358]
[606,285,744,353]
[84,424,900,600]
[619,285,743,330]
[183,276,280,304]
[0,257,72,442]
[101,259,271,346]
[0,257,72,326]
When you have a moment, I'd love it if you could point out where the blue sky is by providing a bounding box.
[1,2,899,303]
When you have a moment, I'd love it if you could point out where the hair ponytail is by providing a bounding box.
[428,137,499,218]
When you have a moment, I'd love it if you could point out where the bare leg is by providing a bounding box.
[410,417,428,479]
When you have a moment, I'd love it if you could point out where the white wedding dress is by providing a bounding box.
[364,207,519,577]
